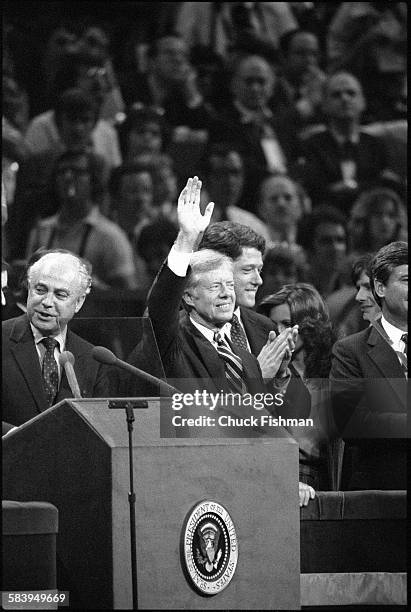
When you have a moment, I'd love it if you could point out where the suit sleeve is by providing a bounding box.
[146,263,187,359]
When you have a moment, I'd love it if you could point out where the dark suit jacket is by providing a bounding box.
[2,315,111,427]
[147,265,264,395]
[240,306,275,357]
[330,322,407,490]
[209,104,299,212]
[296,128,389,211]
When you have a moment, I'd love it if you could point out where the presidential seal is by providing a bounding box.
[181,500,238,596]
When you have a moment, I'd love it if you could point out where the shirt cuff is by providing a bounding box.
[167,244,192,277]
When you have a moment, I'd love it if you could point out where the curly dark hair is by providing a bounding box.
[257,282,337,379]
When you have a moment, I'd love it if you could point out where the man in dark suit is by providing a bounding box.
[147,177,298,398]
[330,241,408,490]
[2,250,110,428]
[296,71,395,213]
[209,54,299,208]
[199,220,297,388]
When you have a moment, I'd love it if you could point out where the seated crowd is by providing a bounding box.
[2,3,408,506]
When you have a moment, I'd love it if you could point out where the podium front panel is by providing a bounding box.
[3,399,300,610]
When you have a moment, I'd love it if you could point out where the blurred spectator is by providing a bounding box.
[256,173,307,259]
[135,216,178,285]
[25,150,137,291]
[257,282,338,491]
[189,44,228,111]
[257,244,307,303]
[348,187,408,255]
[108,162,155,241]
[296,71,395,214]
[327,2,407,123]
[2,74,31,163]
[118,34,215,133]
[276,28,326,131]
[41,26,80,109]
[209,53,299,205]
[25,50,122,169]
[174,2,297,61]
[117,104,169,162]
[6,89,104,261]
[200,142,267,233]
[78,25,125,122]
[298,205,348,298]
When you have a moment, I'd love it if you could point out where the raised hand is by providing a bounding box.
[177,176,214,242]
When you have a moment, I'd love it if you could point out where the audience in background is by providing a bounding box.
[25,50,121,169]
[256,173,308,259]
[257,245,307,304]
[26,150,137,291]
[209,53,299,194]
[174,2,297,62]
[327,2,407,123]
[348,187,408,256]
[117,104,169,162]
[296,71,396,214]
[276,29,326,131]
[6,89,103,261]
[200,142,267,234]
[119,34,215,134]
[108,162,155,241]
[298,206,348,298]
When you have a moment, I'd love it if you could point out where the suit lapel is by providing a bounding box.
[184,317,226,383]
[367,325,406,406]
[9,315,49,414]
[240,307,267,356]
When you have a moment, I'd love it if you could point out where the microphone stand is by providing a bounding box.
[109,398,151,610]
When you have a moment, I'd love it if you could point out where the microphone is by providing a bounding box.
[59,351,82,398]
[91,346,178,397]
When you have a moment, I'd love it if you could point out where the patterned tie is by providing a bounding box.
[42,337,59,407]
[214,331,247,395]
[230,313,248,351]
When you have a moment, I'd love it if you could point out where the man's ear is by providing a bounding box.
[183,291,194,308]
[373,279,385,301]
[75,294,87,314]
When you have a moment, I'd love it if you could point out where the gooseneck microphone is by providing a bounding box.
[91,346,178,397]
[59,351,82,398]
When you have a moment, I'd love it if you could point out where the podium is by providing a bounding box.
[3,399,300,610]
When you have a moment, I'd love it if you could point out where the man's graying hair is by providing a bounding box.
[185,250,233,291]
[26,249,92,295]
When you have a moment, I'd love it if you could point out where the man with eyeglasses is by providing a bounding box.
[297,71,393,213]
[25,151,137,291]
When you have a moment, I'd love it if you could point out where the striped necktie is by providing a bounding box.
[214,331,247,395]
[42,337,59,407]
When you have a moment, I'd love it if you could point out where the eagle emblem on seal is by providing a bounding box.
[195,521,223,572]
